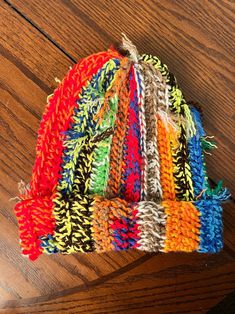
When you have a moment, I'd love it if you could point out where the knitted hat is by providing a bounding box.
[14,34,230,260]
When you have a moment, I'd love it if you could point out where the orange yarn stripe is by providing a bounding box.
[105,59,131,198]
[94,57,130,124]
[157,115,176,200]
[92,196,131,252]
[92,197,114,252]
[163,200,200,252]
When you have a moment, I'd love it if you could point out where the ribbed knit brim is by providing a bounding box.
[14,34,230,260]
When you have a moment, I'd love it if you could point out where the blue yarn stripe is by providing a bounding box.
[188,107,207,197]
[188,107,230,253]
[195,200,223,253]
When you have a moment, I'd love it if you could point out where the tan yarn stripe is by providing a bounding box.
[135,62,170,251]
[136,201,166,251]
[141,61,164,201]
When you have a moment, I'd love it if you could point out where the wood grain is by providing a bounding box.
[0,0,234,313]
[1,245,235,313]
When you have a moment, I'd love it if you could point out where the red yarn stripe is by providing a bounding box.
[14,197,54,260]
[121,65,142,202]
[31,48,123,197]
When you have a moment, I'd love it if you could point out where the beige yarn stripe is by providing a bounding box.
[136,62,170,251]
[136,201,166,252]
[141,61,163,201]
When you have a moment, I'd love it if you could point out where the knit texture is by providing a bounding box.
[14,35,230,260]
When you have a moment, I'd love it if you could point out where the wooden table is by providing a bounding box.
[0,1,234,313]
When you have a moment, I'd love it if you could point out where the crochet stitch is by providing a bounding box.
[14,35,230,260]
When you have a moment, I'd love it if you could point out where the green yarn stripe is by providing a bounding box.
[89,94,119,195]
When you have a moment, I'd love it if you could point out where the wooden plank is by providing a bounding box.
[7,0,235,195]
[0,1,143,304]
[2,244,235,313]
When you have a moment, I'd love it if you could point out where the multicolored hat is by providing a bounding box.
[14,34,230,260]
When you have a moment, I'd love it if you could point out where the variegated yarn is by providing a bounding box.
[14,35,230,260]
